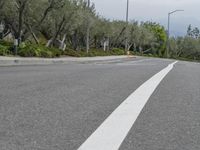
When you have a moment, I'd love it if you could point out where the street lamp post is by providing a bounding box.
[126,0,129,23]
[125,0,129,53]
[86,0,90,53]
[167,10,184,57]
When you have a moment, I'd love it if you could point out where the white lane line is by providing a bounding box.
[78,61,178,150]
[94,59,152,66]
[115,59,151,65]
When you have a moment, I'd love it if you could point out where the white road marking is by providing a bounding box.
[78,61,178,150]
[115,59,151,65]
[117,59,172,66]
[94,59,152,65]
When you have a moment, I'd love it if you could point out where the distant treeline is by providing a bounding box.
[0,0,199,60]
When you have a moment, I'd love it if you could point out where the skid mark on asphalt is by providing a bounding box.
[78,61,178,150]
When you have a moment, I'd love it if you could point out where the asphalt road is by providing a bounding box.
[0,57,199,150]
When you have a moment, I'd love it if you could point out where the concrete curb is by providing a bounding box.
[0,56,135,66]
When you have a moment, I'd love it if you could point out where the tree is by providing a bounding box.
[0,0,5,10]
[187,24,193,37]
[187,25,200,39]
[143,22,167,57]
[192,27,200,39]
[0,0,179,59]
[127,21,140,51]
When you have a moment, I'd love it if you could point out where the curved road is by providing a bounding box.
[0,57,199,150]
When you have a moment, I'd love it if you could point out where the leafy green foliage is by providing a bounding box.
[0,40,12,47]
[143,22,167,56]
[0,44,9,56]
[18,43,61,57]
[0,40,12,56]
[63,48,125,57]
[169,36,200,61]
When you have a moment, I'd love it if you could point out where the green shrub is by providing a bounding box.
[18,43,61,58]
[18,48,37,57]
[62,48,126,57]
[18,44,40,57]
[63,49,82,57]
[0,44,10,56]
[0,40,12,47]
[40,50,53,58]
[111,48,125,55]
[0,40,13,56]
[0,41,129,58]
[49,47,62,57]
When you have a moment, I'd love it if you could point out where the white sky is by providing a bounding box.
[91,0,200,36]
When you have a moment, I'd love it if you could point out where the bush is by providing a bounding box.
[0,40,127,57]
[18,44,41,57]
[18,43,61,58]
[0,40,13,56]
[49,47,62,57]
[110,48,125,55]
[0,44,11,56]
[40,50,53,58]
[62,48,126,57]
[0,40,12,47]
[63,49,82,57]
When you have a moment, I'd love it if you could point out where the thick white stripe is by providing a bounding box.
[78,61,178,150]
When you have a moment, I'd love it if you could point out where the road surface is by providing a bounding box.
[0,57,200,150]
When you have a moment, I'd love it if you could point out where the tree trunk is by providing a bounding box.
[72,30,78,50]
[46,39,53,47]
[128,44,132,51]
[134,43,136,51]
[103,41,106,51]
[94,36,98,49]
[59,33,67,50]
[111,27,126,48]
[139,46,143,54]
[47,16,66,47]
[26,23,39,44]
[17,0,28,45]
[107,38,110,50]
[17,9,23,45]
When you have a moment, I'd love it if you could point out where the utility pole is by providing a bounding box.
[86,0,90,53]
[125,0,129,53]
[166,10,184,58]
[166,13,170,58]
[126,0,129,24]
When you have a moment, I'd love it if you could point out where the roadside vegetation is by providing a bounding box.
[0,0,199,61]
[169,25,200,61]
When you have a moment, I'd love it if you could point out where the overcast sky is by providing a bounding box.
[91,0,200,36]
